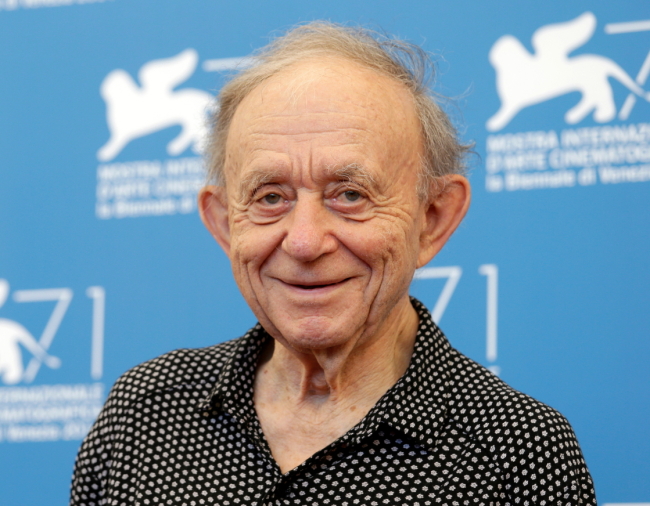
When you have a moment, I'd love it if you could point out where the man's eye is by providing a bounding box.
[262,193,282,205]
[342,190,362,202]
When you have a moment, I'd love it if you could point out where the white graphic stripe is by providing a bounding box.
[202,57,254,72]
[479,264,499,363]
[86,287,105,381]
[618,50,650,120]
[605,20,650,34]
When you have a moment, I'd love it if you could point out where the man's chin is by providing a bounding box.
[273,318,358,353]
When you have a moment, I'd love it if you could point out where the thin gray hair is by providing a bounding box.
[206,21,471,200]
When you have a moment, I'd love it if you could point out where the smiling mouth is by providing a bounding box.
[286,278,351,290]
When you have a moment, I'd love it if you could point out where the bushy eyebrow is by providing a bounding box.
[327,163,377,190]
[238,169,282,198]
[237,163,378,198]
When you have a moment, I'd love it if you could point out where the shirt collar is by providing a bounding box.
[198,323,270,447]
[199,297,451,452]
[347,297,451,450]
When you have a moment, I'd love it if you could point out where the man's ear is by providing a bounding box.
[198,185,231,257]
[417,175,471,268]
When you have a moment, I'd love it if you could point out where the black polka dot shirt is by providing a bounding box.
[70,298,596,505]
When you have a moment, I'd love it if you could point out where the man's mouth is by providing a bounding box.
[283,278,351,290]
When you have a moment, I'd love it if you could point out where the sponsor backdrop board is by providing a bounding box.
[1,0,648,504]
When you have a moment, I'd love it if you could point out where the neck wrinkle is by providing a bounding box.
[259,295,419,408]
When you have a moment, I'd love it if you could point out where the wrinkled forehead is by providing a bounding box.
[222,58,423,187]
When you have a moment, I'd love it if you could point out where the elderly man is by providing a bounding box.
[71,23,596,505]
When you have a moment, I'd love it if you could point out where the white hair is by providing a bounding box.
[206,21,471,199]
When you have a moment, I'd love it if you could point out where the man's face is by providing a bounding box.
[213,59,432,352]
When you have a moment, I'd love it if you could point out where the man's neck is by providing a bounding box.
[253,297,419,473]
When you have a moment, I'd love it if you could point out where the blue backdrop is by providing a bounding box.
[1,1,648,504]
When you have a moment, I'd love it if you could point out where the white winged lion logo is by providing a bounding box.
[487,11,650,131]
[97,49,213,161]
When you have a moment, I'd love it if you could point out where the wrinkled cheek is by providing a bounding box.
[229,229,281,288]
[372,238,417,299]
[225,237,252,292]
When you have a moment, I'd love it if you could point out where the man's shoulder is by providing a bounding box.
[442,352,593,482]
[444,347,595,496]
[106,336,242,406]
[446,348,574,440]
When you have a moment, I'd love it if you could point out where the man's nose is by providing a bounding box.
[281,194,338,262]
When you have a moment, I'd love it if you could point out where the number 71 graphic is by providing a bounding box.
[10,286,105,382]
